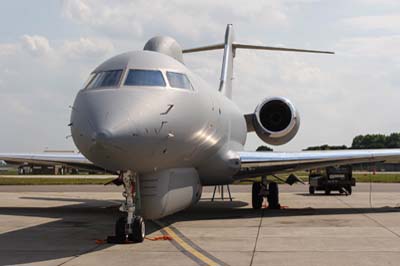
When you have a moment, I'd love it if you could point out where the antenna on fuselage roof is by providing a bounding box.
[183,24,334,99]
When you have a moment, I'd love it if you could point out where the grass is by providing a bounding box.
[236,172,400,184]
[0,169,18,175]
[0,177,114,185]
[0,172,399,186]
[353,173,400,183]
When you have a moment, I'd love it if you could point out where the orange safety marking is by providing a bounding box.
[95,235,172,244]
[263,204,289,209]
[145,235,173,241]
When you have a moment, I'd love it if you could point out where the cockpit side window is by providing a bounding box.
[85,69,123,89]
[124,69,166,87]
[166,72,192,90]
[83,73,96,89]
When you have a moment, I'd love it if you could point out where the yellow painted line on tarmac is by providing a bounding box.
[162,226,219,266]
[153,220,224,266]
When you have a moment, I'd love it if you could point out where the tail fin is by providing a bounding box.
[183,24,334,99]
[183,24,235,98]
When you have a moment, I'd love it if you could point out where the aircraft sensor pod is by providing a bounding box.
[252,97,300,145]
[143,36,184,63]
[139,168,202,219]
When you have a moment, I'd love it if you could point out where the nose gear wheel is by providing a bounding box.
[107,171,145,243]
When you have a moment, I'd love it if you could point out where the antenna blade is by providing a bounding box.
[233,43,334,54]
[182,43,224,53]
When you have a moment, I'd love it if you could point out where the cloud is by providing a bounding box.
[61,0,290,41]
[0,43,17,56]
[61,37,114,59]
[341,14,400,32]
[336,35,400,59]
[0,35,113,62]
[353,0,400,7]
[21,35,52,56]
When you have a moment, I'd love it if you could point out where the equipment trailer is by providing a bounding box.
[309,165,355,195]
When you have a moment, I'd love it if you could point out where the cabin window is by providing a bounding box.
[166,71,192,90]
[124,69,166,87]
[85,70,123,89]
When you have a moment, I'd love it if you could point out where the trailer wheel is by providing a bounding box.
[309,186,315,195]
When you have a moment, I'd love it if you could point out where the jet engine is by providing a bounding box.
[249,97,300,145]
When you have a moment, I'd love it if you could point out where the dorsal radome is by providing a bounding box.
[144,36,184,64]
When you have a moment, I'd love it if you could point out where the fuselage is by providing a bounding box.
[70,50,247,184]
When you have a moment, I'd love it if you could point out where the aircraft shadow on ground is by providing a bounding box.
[161,198,400,224]
[0,196,399,265]
[297,192,353,197]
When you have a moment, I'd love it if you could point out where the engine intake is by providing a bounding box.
[252,97,300,145]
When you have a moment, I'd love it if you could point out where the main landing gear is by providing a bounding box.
[252,176,280,209]
[110,171,145,243]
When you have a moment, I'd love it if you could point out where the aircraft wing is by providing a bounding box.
[0,153,107,173]
[236,149,400,178]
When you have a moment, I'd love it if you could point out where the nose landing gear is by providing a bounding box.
[109,171,145,243]
[252,176,280,209]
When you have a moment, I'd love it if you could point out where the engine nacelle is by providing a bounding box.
[139,168,202,219]
[251,97,300,145]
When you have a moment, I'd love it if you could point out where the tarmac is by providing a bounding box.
[0,184,399,266]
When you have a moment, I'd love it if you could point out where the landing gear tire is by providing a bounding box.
[114,216,145,243]
[128,216,145,243]
[309,186,315,195]
[267,182,280,209]
[109,171,146,244]
[115,216,127,241]
[252,182,263,209]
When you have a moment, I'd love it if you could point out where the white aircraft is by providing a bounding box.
[1,24,400,242]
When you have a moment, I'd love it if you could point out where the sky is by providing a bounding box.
[0,0,399,153]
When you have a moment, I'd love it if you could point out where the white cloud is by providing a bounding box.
[336,35,400,58]
[61,0,290,41]
[353,0,400,7]
[341,14,400,31]
[21,35,52,56]
[62,0,92,22]
[0,94,32,116]
[0,43,17,56]
[1,35,113,62]
[61,37,114,59]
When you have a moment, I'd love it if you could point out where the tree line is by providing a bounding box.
[305,133,400,150]
[256,133,400,151]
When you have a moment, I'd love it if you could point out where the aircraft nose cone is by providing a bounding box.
[91,130,112,146]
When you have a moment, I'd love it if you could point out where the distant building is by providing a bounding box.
[9,150,103,175]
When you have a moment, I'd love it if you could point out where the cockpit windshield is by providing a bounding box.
[166,71,192,90]
[85,70,123,89]
[124,69,166,87]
